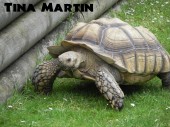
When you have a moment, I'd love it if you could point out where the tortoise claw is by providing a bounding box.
[114,98,124,111]
[96,67,124,110]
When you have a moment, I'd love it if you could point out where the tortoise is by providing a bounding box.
[32,18,170,110]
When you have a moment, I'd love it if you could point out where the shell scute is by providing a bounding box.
[104,27,133,52]
[49,18,170,74]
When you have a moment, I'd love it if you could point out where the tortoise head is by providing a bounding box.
[58,51,85,70]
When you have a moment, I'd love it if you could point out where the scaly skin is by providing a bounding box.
[32,48,125,110]
[71,48,125,110]
[32,59,60,94]
[32,47,125,110]
[95,66,124,110]
[158,72,170,89]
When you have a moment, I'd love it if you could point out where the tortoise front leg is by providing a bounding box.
[32,59,61,94]
[96,66,124,110]
[158,72,170,89]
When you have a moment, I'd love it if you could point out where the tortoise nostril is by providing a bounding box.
[67,58,71,62]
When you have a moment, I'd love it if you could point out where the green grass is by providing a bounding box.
[1,0,170,127]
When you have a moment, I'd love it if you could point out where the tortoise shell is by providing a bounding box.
[49,18,170,74]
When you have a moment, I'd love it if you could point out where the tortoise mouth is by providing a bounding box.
[58,60,77,71]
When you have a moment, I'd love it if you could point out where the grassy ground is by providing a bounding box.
[0,0,170,127]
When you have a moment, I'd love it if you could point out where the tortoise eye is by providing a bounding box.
[67,58,71,62]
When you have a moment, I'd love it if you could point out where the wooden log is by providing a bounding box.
[0,0,119,103]
[0,0,91,73]
[0,0,43,30]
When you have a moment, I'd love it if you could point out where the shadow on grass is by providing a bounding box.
[21,77,162,106]
[53,78,161,98]
[53,80,101,98]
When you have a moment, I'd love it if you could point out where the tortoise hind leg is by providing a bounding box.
[95,66,124,110]
[158,72,170,89]
[32,59,60,94]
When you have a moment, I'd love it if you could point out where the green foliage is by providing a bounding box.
[1,79,170,127]
[0,0,170,126]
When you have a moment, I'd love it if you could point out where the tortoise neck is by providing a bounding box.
[73,47,101,76]
[71,48,87,69]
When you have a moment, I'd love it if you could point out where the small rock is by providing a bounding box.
[165,2,169,4]
[166,106,170,110]
[7,105,13,108]
[130,103,135,107]
[20,120,26,123]
[48,107,53,111]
